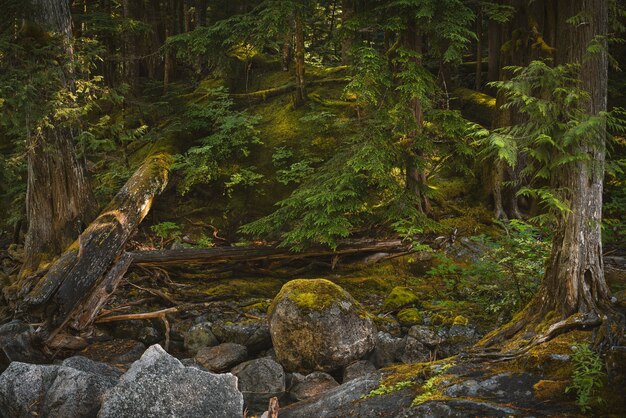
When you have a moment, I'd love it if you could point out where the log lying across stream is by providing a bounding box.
[128,239,411,266]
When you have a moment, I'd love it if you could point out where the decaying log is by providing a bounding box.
[70,253,134,331]
[128,239,410,266]
[451,87,496,126]
[230,78,348,105]
[22,153,172,342]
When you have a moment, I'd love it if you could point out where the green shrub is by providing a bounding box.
[566,343,605,412]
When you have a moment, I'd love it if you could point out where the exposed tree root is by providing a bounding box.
[471,292,624,361]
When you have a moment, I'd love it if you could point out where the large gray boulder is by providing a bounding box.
[232,357,285,414]
[0,362,59,418]
[0,357,118,418]
[268,279,376,373]
[98,344,243,418]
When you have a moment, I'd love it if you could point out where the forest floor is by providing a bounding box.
[2,226,623,417]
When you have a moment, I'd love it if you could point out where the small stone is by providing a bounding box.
[399,336,430,364]
[138,326,162,346]
[290,371,339,402]
[232,357,285,414]
[184,322,219,354]
[212,320,272,353]
[368,331,406,368]
[343,360,377,382]
[0,320,48,372]
[195,343,248,372]
[43,365,117,417]
[408,325,441,348]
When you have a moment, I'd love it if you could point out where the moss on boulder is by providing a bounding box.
[383,287,421,311]
[268,279,376,373]
[397,308,423,327]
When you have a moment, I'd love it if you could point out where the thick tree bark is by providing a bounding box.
[402,19,430,214]
[21,153,171,342]
[475,10,483,90]
[340,0,354,64]
[543,0,610,317]
[21,0,97,278]
[293,10,306,107]
[480,0,616,350]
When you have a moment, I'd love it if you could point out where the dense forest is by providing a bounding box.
[0,1,625,417]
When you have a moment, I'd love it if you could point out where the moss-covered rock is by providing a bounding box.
[383,287,421,311]
[268,279,376,373]
[452,315,468,326]
[397,308,423,327]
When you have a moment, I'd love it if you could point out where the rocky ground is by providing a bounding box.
[1,240,625,417]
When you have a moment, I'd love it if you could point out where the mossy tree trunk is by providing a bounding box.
[294,9,307,107]
[490,0,551,220]
[21,0,98,279]
[480,0,618,351]
[340,0,354,65]
[542,0,610,319]
[402,18,431,214]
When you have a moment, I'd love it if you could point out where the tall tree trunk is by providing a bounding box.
[543,0,610,317]
[402,19,430,214]
[340,0,354,64]
[480,0,615,350]
[21,0,97,278]
[475,10,483,90]
[293,10,306,107]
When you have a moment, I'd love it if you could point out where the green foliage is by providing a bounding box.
[427,220,550,321]
[566,344,606,412]
[175,88,262,195]
[361,380,416,399]
[486,61,626,224]
[150,222,182,242]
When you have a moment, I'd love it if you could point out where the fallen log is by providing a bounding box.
[230,78,348,105]
[22,152,172,342]
[451,87,496,127]
[128,239,410,266]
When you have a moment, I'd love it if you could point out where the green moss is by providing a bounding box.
[397,308,423,326]
[269,278,367,315]
[243,300,271,314]
[452,315,468,326]
[383,286,421,311]
[202,277,284,300]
